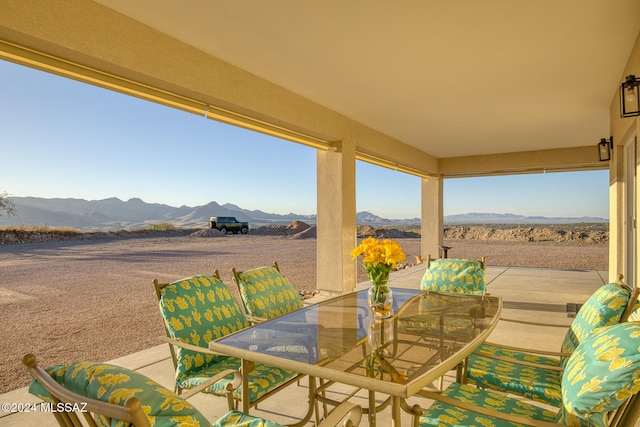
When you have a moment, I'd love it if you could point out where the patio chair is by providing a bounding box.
[233,261,329,421]
[232,261,304,323]
[232,262,365,422]
[464,279,640,407]
[23,353,362,427]
[232,261,313,356]
[153,273,299,412]
[414,321,640,427]
[409,255,489,341]
[404,255,488,387]
[421,255,487,295]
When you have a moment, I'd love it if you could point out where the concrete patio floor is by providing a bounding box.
[0,264,613,426]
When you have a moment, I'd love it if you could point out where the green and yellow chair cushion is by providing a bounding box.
[158,275,250,381]
[233,265,313,360]
[234,265,303,320]
[419,321,640,427]
[157,275,296,402]
[468,347,564,406]
[29,361,287,427]
[418,382,562,427]
[467,282,633,407]
[399,295,480,339]
[399,316,477,340]
[421,258,486,295]
[178,357,295,403]
[399,290,489,340]
[417,382,595,427]
[562,322,640,425]
[559,282,635,362]
[213,409,285,427]
[29,361,214,427]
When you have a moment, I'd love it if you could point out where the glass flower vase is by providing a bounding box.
[367,316,394,354]
[368,282,393,318]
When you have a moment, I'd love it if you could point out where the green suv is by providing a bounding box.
[209,216,249,234]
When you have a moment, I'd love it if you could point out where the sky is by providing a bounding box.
[0,60,610,220]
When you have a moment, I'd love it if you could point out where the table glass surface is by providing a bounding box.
[213,289,501,392]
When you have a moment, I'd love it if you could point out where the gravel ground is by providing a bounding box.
[0,235,607,393]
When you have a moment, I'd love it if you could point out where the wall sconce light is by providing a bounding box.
[621,75,640,117]
[598,137,613,161]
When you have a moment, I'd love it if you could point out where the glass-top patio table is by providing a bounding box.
[209,288,501,427]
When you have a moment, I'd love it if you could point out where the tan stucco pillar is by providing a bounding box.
[609,31,640,284]
[421,175,444,260]
[316,141,357,295]
[609,143,624,282]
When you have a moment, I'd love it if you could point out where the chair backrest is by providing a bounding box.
[421,255,487,295]
[232,261,303,319]
[153,273,249,384]
[559,281,634,368]
[23,353,211,427]
[556,322,640,427]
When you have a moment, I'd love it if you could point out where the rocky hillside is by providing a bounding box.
[443,224,608,243]
[0,221,608,245]
[355,223,608,244]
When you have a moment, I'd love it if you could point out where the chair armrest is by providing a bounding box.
[499,317,570,328]
[318,401,362,427]
[25,357,147,424]
[481,340,572,358]
[158,336,243,401]
[245,315,267,324]
[416,390,560,427]
[157,336,227,357]
[180,368,242,399]
[472,349,565,371]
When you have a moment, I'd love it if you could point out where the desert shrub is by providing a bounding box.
[1,225,80,234]
[148,222,176,231]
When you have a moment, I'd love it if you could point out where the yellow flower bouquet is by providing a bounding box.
[352,237,406,317]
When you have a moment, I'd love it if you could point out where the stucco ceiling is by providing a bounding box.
[95,0,640,159]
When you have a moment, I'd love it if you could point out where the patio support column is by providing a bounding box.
[609,143,624,283]
[421,175,444,260]
[609,33,640,285]
[316,141,357,295]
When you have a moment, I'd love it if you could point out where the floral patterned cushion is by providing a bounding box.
[29,361,212,427]
[177,356,295,403]
[235,266,303,319]
[399,293,488,344]
[399,316,477,340]
[213,409,285,427]
[157,275,296,403]
[418,382,595,427]
[235,266,311,359]
[467,282,632,407]
[418,382,560,427]
[467,348,563,406]
[561,322,640,426]
[421,258,486,295]
[559,282,632,366]
[157,275,250,382]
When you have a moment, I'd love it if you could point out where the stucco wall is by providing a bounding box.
[609,31,640,283]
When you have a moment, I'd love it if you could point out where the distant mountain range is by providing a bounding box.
[443,212,608,225]
[0,197,608,230]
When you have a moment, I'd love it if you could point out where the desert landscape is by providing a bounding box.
[0,222,608,394]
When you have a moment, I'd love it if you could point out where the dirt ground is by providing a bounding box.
[0,235,608,393]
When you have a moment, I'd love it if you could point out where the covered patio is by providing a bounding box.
[0,1,639,426]
[0,265,608,426]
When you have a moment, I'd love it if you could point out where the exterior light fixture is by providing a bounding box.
[621,75,640,117]
[598,137,613,162]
